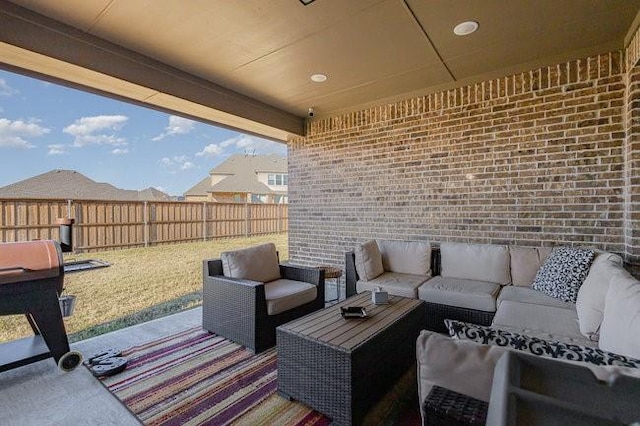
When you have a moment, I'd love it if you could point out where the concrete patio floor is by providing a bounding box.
[0,307,202,426]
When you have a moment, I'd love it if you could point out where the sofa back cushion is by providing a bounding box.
[377,240,431,275]
[599,272,640,359]
[576,252,625,339]
[509,246,552,287]
[531,246,595,303]
[354,240,384,281]
[440,242,511,285]
[221,242,281,283]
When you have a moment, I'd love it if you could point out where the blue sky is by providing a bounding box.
[0,70,287,195]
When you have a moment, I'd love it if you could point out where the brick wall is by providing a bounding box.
[289,51,634,268]
[625,28,640,269]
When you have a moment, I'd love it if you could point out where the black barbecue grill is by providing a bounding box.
[0,240,82,372]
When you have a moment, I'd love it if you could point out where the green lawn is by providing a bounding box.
[0,234,288,343]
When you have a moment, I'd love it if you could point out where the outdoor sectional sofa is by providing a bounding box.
[346,240,640,423]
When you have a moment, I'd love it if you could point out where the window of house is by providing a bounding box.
[268,173,288,186]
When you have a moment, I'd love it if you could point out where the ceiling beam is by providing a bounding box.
[0,1,305,140]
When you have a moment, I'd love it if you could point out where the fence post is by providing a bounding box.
[144,201,149,247]
[202,202,207,241]
[245,203,250,237]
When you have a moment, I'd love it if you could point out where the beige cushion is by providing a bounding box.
[440,242,511,285]
[264,278,317,316]
[377,240,431,275]
[354,240,384,281]
[509,246,552,287]
[416,330,507,404]
[356,271,431,298]
[576,252,626,339]
[492,301,587,345]
[497,286,575,309]
[599,273,640,358]
[221,242,280,283]
[418,276,500,312]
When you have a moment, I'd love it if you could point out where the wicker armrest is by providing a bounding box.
[280,264,324,286]
[423,386,488,426]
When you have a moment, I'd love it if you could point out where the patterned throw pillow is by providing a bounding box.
[531,246,595,303]
[444,319,640,369]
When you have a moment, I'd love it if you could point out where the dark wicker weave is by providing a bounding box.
[423,386,488,426]
[345,247,494,332]
[424,301,494,333]
[277,293,426,426]
[202,259,325,353]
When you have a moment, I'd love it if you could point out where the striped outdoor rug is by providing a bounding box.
[100,327,330,425]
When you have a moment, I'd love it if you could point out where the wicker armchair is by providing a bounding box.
[202,258,325,353]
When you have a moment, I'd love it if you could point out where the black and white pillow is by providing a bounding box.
[531,246,595,303]
[444,319,640,369]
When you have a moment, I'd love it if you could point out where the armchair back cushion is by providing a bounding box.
[576,252,625,339]
[354,240,384,281]
[599,272,640,359]
[509,246,551,287]
[440,242,511,285]
[417,330,506,403]
[377,240,431,275]
[221,242,281,283]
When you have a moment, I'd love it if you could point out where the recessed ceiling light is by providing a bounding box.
[453,21,479,36]
[310,73,328,83]
[299,0,316,5]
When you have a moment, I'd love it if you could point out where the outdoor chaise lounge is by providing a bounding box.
[202,242,325,353]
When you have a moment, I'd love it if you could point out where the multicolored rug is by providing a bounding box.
[99,327,417,425]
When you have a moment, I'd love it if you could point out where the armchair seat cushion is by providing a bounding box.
[356,272,430,298]
[265,279,317,316]
[418,276,500,312]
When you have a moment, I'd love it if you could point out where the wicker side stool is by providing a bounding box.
[423,386,488,426]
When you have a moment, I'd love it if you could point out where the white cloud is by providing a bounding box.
[219,134,285,155]
[0,118,49,149]
[48,144,67,155]
[63,115,128,147]
[0,79,18,97]
[160,155,193,172]
[152,115,195,141]
[195,143,223,158]
[112,148,129,155]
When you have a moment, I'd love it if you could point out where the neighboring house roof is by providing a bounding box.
[209,154,287,175]
[186,154,287,197]
[0,169,173,201]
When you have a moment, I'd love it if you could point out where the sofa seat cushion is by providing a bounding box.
[264,279,317,316]
[599,273,640,359]
[354,240,384,281]
[418,276,500,312]
[221,242,281,283]
[497,286,575,310]
[445,320,640,368]
[492,300,589,345]
[531,246,595,303]
[440,242,511,285]
[356,272,430,299]
[377,240,431,275]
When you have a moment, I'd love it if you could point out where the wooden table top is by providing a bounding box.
[279,292,423,351]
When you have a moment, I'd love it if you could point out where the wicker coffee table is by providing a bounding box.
[276,292,425,425]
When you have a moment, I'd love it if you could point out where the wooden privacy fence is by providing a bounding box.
[0,199,288,253]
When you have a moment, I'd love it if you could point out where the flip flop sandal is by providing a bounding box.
[89,357,128,377]
[84,349,122,366]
